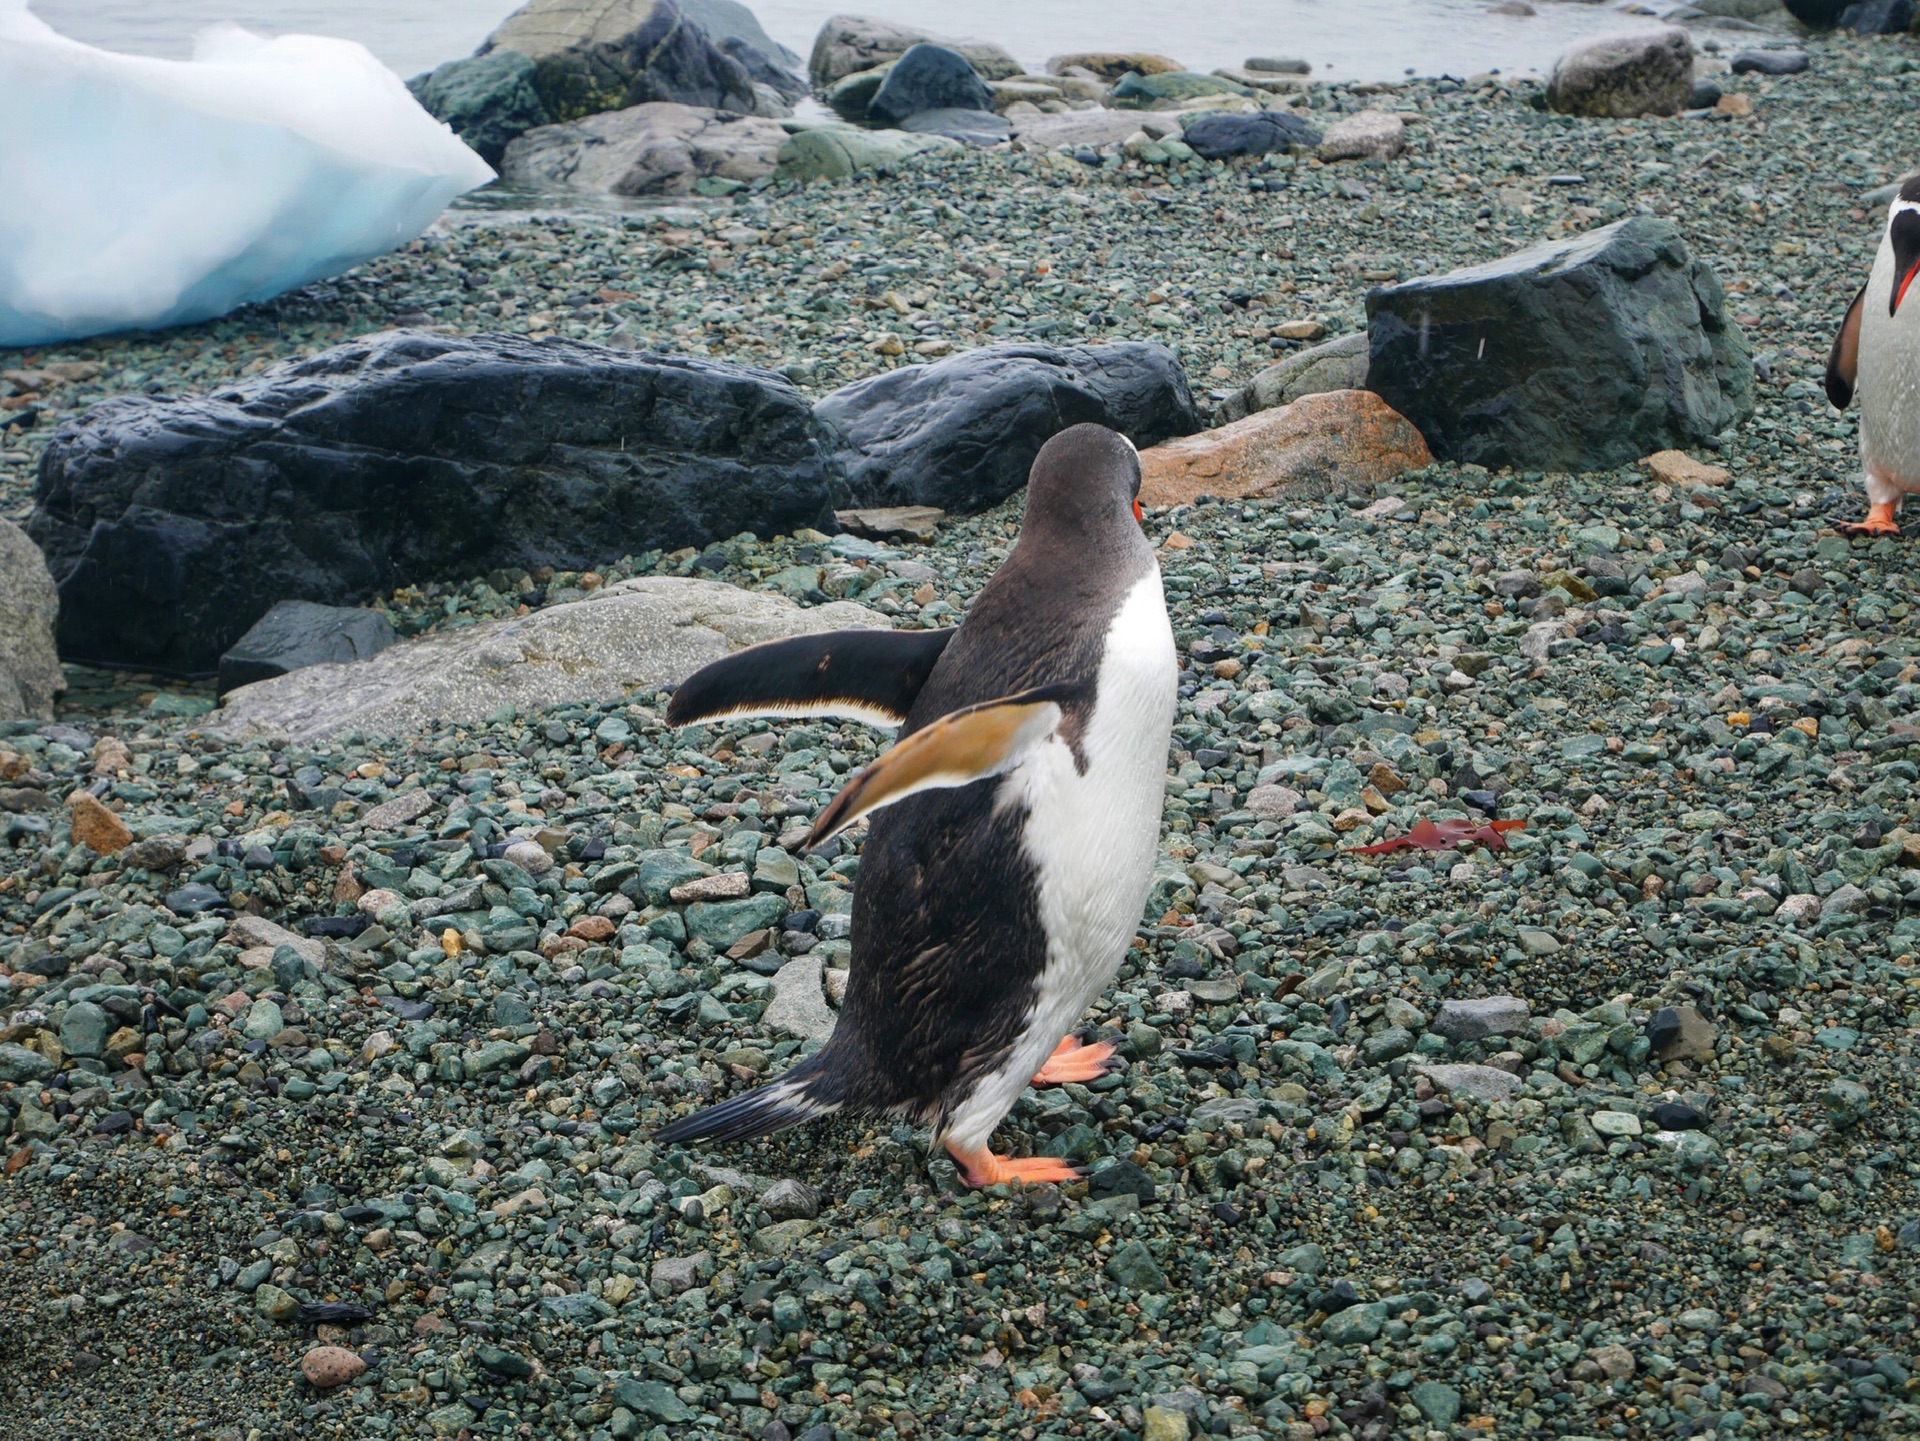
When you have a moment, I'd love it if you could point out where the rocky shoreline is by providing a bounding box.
[3,12,1920,1441]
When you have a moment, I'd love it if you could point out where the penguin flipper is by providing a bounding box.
[666,627,953,730]
[807,684,1081,846]
[1827,280,1866,410]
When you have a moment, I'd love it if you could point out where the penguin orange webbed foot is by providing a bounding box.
[1840,503,1902,537]
[946,1144,1082,1189]
[1032,1036,1118,1085]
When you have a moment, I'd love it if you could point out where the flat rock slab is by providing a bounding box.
[1137,390,1432,507]
[500,101,787,196]
[30,330,837,675]
[1365,217,1753,473]
[897,107,1011,148]
[835,506,944,542]
[212,577,886,744]
[1414,1063,1523,1104]
[1011,110,1181,151]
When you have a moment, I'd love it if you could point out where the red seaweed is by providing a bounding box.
[1346,818,1526,855]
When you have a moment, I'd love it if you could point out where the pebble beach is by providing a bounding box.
[4,21,1920,1441]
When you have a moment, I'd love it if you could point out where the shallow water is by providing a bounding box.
[36,0,1726,85]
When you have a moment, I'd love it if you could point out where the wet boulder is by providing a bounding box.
[30,331,837,674]
[816,342,1201,514]
[1365,217,1754,472]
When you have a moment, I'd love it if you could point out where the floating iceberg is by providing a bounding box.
[0,1,494,347]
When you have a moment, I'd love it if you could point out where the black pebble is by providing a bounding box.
[1650,1102,1708,1131]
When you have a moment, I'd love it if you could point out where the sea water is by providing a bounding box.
[36,0,1732,86]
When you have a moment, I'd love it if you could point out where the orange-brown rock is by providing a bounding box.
[567,915,617,942]
[1137,390,1433,507]
[300,1345,367,1389]
[68,791,132,855]
[1639,449,1729,488]
[1045,51,1185,80]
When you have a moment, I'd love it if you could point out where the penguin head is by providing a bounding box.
[1022,424,1146,544]
[1889,176,1920,317]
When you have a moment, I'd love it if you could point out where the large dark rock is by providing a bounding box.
[408,50,552,166]
[816,343,1201,514]
[29,332,837,675]
[867,44,994,125]
[481,0,758,122]
[1782,0,1854,23]
[1840,0,1913,33]
[217,601,396,697]
[1365,218,1753,473]
[1180,110,1322,161]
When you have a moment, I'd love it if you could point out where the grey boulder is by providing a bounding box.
[482,0,759,122]
[1545,27,1693,118]
[1365,217,1753,472]
[407,50,550,166]
[216,601,397,697]
[212,577,888,744]
[808,14,1019,87]
[816,342,1202,514]
[0,518,63,720]
[500,101,786,195]
[678,0,807,98]
[29,330,837,675]
[867,44,994,125]
[1220,333,1368,422]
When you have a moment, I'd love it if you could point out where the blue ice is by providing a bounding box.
[0,0,495,347]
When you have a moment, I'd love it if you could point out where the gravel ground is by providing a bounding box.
[4,29,1920,1441]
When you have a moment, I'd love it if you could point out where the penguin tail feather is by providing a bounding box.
[652,1054,843,1147]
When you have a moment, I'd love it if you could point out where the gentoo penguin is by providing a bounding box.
[1826,174,1920,535]
[653,423,1176,1187]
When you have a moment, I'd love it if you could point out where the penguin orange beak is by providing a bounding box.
[1898,262,1920,317]
[1891,211,1920,316]
[1132,498,1144,525]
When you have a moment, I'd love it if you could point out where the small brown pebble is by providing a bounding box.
[567,915,617,942]
[300,1345,367,1389]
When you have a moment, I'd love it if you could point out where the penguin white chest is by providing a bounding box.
[1858,237,1920,491]
[942,568,1177,1150]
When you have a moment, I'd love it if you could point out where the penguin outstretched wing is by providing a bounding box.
[666,627,954,730]
[807,684,1082,846]
[1827,280,1867,410]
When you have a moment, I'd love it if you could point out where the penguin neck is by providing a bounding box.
[1015,491,1146,575]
